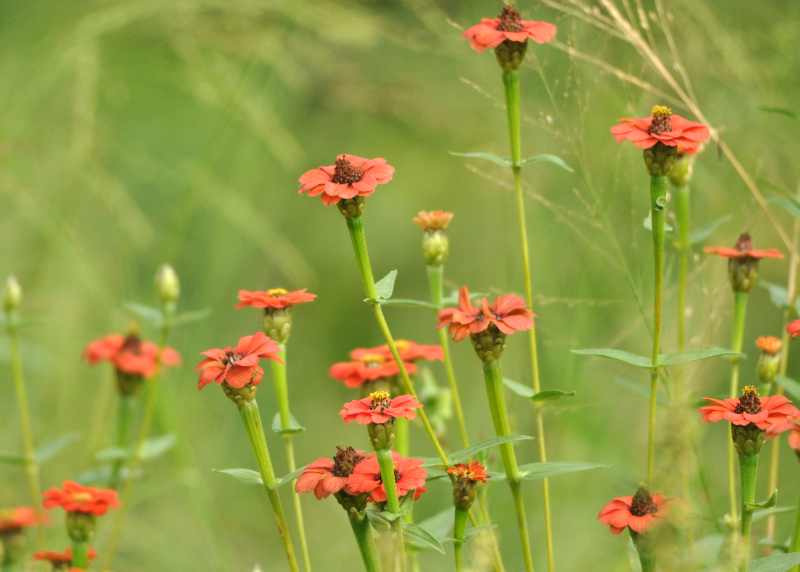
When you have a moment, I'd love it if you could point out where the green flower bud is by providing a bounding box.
[3,275,22,313]
[155,264,180,304]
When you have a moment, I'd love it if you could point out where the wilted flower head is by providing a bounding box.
[236,288,317,311]
[329,350,416,389]
[340,392,422,425]
[598,487,666,535]
[295,447,367,500]
[347,452,427,503]
[43,482,119,516]
[0,507,41,534]
[448,461,489,510]
[298,154,394,212]
[83,332,181,382]
[413,211,454,232]
[195,332,282,394]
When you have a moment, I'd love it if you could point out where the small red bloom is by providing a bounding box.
[699,386,798,433]
[347,452,427,503]
[438,286,534,342]
[295,447,367,500]
[447,461,489,484]
[598,488,666,535]
[464,4,556,52]
[611,105,710,155]
[0,507,41,533]
[34,548,97,566]
[788,320,800,338]
[195,332,282,390]
[340,392,422,425]
[704,232,783,261]
[756,336,782,355]
[83,333,180,378]
[351,340,443,363]
[788,419,800,452]
[298,154,395,206]
[43,481,119,516]
[236,288,317,310]
[412,211,454,232]
[329,351,416,389]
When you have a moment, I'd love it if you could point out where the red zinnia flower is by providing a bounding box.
[235,288,317,310]
[788,419,800,452]
[340,392,422,425]
[463,4,556,52]
[34,548,97,566]
[83,333,180,378]
[295,446,366,500]
[756,336,782,355]
[412,211,454,232]
[787,320,800,338]
[351,340,443,363]
[329,351,416,389]
[0,507,41,533]
[447,461,489,484]
[611,105,710,155]
[699,386,798,433]
[196,332,282,390]
[438,286,534,342]
[43,482,119,516]
[704,232,783,261]
[298,154,395,206]
[347,452,427,503]
[598,488,666,535]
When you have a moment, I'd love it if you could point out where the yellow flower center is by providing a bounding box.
[267,288,288,296]
[650,105,672,118]
[369,390,392,409]
[71,492,93,502]
[360,353,384,367]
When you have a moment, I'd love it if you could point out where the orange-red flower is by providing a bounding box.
[351,340,443,363]
[788,320,800,338]
[298,154,394,206]
[329,351,416,389]
[340,392,422,425]
[756,336,783,355]
[447,461,489,483]
[195,332,282,390]
[438,286,534,342]
[412,211,454,232]
[347,452,427,503]
[0,507,41,533]
[83,333,180,378]
[704,233,783,261]
[43,482,119,516]
[788,419,800,453]
[611,105,710,155]
[236,288,316,310]
[464,4,556,52]
[598,488,666,535]
[699,386,798,432]
[295,447,367,500]
[34,548,97,566]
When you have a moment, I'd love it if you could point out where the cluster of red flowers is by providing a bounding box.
[84,333,181,378]
[438,286,534,341]
[43,481,119,516]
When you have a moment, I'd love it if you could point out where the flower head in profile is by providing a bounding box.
[756,336,782,355]
[352,340,443,364]
[298,154,394,207]
[464,4,556,53]
[0,507,41,533]
[236,288,316,311]
[340,392,422,425]
[43,482,119,516]
[611,105,710,155]
[413,211,454,232]
[756,336,783,385]
[329,351,416,389]
[195,332,282,391]
[83,332,181,379]
[295,446,367,500]
[787,320,800,338]
[699,386,798,432]
[598,487,666,535]
[347,452,427,503]
[448,461,489,510]
[438,286,534,342]
[704,233,783,261]
[34,547,97,568]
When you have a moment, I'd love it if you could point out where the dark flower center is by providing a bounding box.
[648,105,673,135]
[735,232,753,253]
[496,4,524,32]
[735,385,762,414]
[630,487,658,517]
[332,446,364,477]
[120,333,142,355]
[332,156,364,185]
[222,351,242,366]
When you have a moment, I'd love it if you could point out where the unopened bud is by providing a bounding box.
[422,232,450,266]
[222,382,257,406]
[263,309,292,345]
[155,264,180,304]
[366,413,395,450]
[470,327,506,362]
[3,275,22,312]
[668,154,695,187]
[755,336,782,387]
[66,512,95,543]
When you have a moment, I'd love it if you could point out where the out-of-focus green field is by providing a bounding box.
[2,1,800,570]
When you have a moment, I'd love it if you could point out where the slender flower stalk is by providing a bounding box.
[670,154,695,355]
[348,510,382,572]
[792,492,800,572]
[738,452,758,571]
[109,394,134,489]
[3,277,42,516]
[727,294,749,526]
[453,505,469,572]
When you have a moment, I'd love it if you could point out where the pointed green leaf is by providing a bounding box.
[172,308,212,327]
[271,412,306,435]
[777,376,800,401]
[503,378,535,398]
[273,466,307,489]
[758,106,799,120]
[657,347,740,366]
[531,390,576,403]
[752,505,795,523]
[0,452,26,465]
[572,348,652,368]
[750,553,800,572]
[367,509,403,527]
[508,462,607,481]
[140,434,176,460]
[449,151,511,168]
[124,302,163,325]
[688,214,732,245]
[745,490,778,512]
[36,433,80,463]
[371,270,398,302]
[446,435,534,465]
[519,153,574,173]
[214,468,263,486]
[379,298,438,309]
[403,522,446,554]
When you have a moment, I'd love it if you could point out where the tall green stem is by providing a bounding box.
[453,507,469,572]
[647,175,668,485]
[791,492,800,572]
[726,292,749,524]
[240,399,300,572]
[674,184,691,354]
[109,394,134,489]
[739,453,759,572]
[71,540,90,568]
[632,533,655,572]
[426,265,470,448]
[502,64,555,572]
[483,358,535,572]
[270,345,312,572]
[375,447,406,572]
[349,510,382,572]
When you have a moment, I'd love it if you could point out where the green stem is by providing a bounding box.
[71,540,90,568]
[483,358,534,572]
[396,418,409,457]
[503,64,555,572]
[478,488,507,572]
[647,175,668,486]
[674,183,691,354]
[345,215,449,465]
[631,533,656,572]
[349,511,382,572]
[739,453,759,572]
[270,345,312,572]
[375,447,406,571]
[109,394,134,489]
[426,265,470,448]
[791,493,800,572]
[454,507,469,572]
[727,292,749,524]
[240,399,300,572]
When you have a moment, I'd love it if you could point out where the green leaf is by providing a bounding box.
[449,151,510,167]
[379,298,438,310]
[36,433,80,463]
[658,347,740,366]
[531,390,576,403]
[274,466,307,489]
[777,376,800,401]
[745,490,778,511]
[520,153,574,173]
[445,435,534,465]
[506,462,607,481]
[643,212,674,233]
[752,505,796,523]
[370,270,398,302]
[124,302,163,325]
[403,522,446,554]
[172,308,212,327]
[503,378,535,398]
[688,214,732,245]
[271,412,306,435]
[140,434,176,460]
[750,552,800,572]
[416,509,453,543]
[758,106,799,120]
[769,195,800,218]
[367,509,403,527]
[214,468,263,485]
[95,447,128,462]
[0,452,26,465]
[572,348,652,368]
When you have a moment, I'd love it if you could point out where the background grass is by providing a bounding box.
[2,0,800,570]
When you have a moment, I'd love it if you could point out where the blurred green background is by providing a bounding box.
[2,0,800,570]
